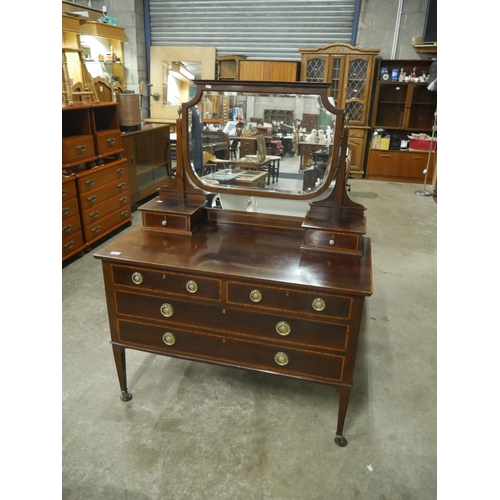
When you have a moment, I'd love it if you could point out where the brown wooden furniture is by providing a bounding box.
[238,60,299,81]
[62,175,86,261]
[367,58,437,182]
[62,101,132,259]
[94,81,373,448]
[121,124,172,204]
[299,43,379,178]
[298,142,331,172]
[218,54,247,80]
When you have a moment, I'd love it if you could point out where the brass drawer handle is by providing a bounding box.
[92,226,101,234]
[107,138,116,146]
[119,196,127,203]
[250,289,262,302]
[116,167,124,174]
[276,321,291,336]
[131,272,143,285]
[160,303,174,317]
[120,210,129,217]
[90,210,99,220]
[274,352,289,366]
[162,332,176,346]
[62,207,69,216]
[87,195,97,203]
[62,224,72,234]
[63,241,74,250]
[62,189,67,198]
[85,179,95,188]
[186,280,198,293]
[76,144,87,153]
[118,182,126,190]
[312,298,326,311]
[329,236,335,246]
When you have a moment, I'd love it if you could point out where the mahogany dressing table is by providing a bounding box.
[94,81,373,447]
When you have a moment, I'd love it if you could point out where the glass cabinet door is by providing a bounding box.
[343,55,371,126]
[373,83,409,128]
[302,55,330,83]
[407,84,437,130]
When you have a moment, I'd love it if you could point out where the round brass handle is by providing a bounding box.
[160,303,174,317]
[276,321,291,336]
[250,289,262,303]
[186,280,198,293]
[131,272,143,285]
[312,298,326,311]
[162,332,176,345]
[161,218,168,227]
[274,352,289,366]
[329,236,335,246]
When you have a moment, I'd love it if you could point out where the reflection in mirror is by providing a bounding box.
[182,81,344,203]
[162,61,196,106]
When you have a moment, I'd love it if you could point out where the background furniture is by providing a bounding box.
[366,58,437,182]
[121,124,172,204]
[217,54,247,79]
[299,43,379,178]
[238,60,299,81]
[62,175,86,261]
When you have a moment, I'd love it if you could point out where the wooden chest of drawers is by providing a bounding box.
[94,223,372,446]
[62,175,85,261]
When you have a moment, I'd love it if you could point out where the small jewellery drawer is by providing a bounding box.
[62,214,82,238]
[303,230,363,255]
[82,192,130,224]
[79,180,129,210]
[111,266,222,301]
[227,281,352,319]
[114,291,348,351]
[142,212,191,232]
[117,319,345,383]
[95,129,123,156]
[77,161,128,193]
[62,198,79,220]
[62,135,95,164]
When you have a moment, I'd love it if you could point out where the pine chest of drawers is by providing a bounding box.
[94,223,372,447]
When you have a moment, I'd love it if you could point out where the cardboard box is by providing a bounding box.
[380,137,390,150]
[409,138,437,151]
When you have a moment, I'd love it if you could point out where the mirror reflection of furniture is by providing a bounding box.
[94,79,373,449]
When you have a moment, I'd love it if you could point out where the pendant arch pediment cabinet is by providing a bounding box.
[299,43,380,178]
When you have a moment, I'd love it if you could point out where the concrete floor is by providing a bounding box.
[62,178,437,500]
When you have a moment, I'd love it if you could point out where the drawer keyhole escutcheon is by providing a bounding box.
[275,352,289,366]
[131,272,143,285]
[162,332,176,345]
[329,236,335,246]
[312,298,326,311]
[160,303,174,317]
[162,217,168,227]
[250,289,262,302]
[186,280,198,293]
[276,321,291,336]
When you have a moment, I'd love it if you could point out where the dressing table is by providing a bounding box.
[94,81,373,447]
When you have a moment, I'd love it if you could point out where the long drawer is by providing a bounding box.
[84,206,132,244]
[82,191,131,226]
[117,319,345,383]
[79,179,129,211]
[114,290,349,352]
[77,160,128,193]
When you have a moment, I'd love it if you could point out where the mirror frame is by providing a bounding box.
[180,80,345,200]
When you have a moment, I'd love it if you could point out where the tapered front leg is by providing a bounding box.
[112,344,132,402]
[334,386,351,447]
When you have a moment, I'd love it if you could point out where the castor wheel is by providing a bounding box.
[120,391,132,402]
[334,435,348,447]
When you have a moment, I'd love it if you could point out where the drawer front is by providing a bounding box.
[62,231,84,258]
[117,319,345,383]
[62,197,79,220]
[62,135,95,164]
[111,265,222,301]
[227,281,352,320]
[79,179,129,210]
[142,212,190,232]
[82,191,131,225]
[114,291,349,352]
[95,129,123,156]
[77,161,128,193]
[62,214,82,238]
[84,206,131,243]
[304,230,362,254]
[347,128,366,139]
[62,179,77,200]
